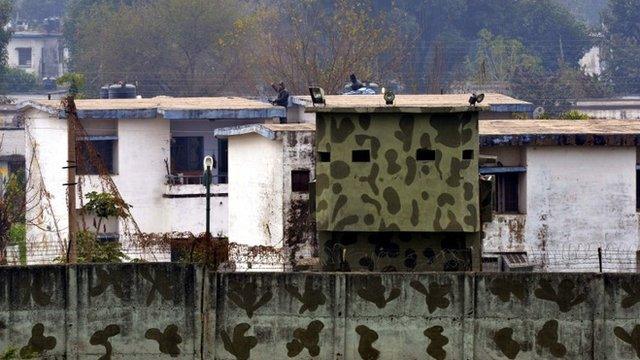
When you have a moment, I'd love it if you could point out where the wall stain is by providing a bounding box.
[424,325,448,360]
[615,325,640,358]
[534,279,586,312]
[621,282,640,309]
[410,280,451,313]
[285,277,326,314]
[139,267,173,306]
[536,320,566,358]
[20,323,56,358]
[227,280,273,318]
[286,320,324,358]
[356,276,401,309]
[487,278,527,302]
[221,323,257,360]
[356,325,380,360]
[493,327,529,359]
[90,324,121,360]
[145,325,182,357]
[20,273,52,306]
[90,268,127,299]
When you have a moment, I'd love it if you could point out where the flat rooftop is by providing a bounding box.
[293,93,532,114]
[19,96,286,120]
[481,119,640,146]
[215,123,315,140]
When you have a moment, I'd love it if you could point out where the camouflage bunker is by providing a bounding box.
[308,95,487,272]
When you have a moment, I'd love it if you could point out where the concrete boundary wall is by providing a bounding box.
[1,264,640,359]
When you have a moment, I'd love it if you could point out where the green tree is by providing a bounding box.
[0,0,13,94]
[67,0,248,97]
[601,0,640,95]
[0,170,26,264]
[4,67,38,92]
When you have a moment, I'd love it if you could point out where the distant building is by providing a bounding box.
[573,98,640,120]
[18,96,285,264]
[480,119,640,272]
[215,123,316,268]
[0,104,25,183]
[7,31,63,79]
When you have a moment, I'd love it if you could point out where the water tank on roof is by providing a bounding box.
[99,86,109,99]
[108,83,137,99]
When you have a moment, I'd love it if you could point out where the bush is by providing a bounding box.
[559,110,590,120]
[7,223,26,265]
[76,230,128,263]
[3,67,38,92]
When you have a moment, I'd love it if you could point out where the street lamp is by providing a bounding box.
[203,156,215,243]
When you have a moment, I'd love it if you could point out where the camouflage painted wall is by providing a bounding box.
[315,111,480,233]
[5,265,640,359]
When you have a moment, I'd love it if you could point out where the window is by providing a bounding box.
[171,137,204,173]
[352,149,370,162]
[417,148,436,161]
[463,150,474,160]
[291,169,310,192]
[77,140,116,175]
[217,139,228,184]
[17,48,32,67]
[318,152,331,162]
[494,173,519,213]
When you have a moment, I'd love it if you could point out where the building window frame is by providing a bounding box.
[481,166,526,214]
[291,169,311,193]
[16,47,32,67]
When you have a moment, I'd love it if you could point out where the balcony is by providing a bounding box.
[164,173,228,198]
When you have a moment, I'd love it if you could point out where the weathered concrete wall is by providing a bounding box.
[228,133,284,247]
[4,265,640,359]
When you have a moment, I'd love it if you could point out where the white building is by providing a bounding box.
[7,32,63,79]
[480,119,640,272]
[215,123,316,268]
[573,98,640,120]
[0,104,25,181]
[18,97,285,264]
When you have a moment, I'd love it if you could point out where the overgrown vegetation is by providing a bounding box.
[0,170,26,265]
[3,67,38,92]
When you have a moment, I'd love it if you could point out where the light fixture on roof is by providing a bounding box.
[469,93,485,106]
[383,89,395,106]
[309,86,326,106]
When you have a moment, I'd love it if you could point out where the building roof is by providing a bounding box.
[18,96,286,120]
[292,93,532,114]
[480,119,640,146]
[215,123,315,140]
[575,98,640,110]
[11,31,62,39]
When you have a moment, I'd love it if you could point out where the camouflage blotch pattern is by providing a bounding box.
[315,112,479,233]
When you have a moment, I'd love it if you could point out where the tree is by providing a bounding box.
[250,0,412,94]
[0,0,13,94]
[0,170,26,264]
[13,0,66,22]
[4,67,38,92]
[67,0,250,97]
[601,0,640,95]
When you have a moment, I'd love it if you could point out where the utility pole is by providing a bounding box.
[64,96,78,263]
[203,156,214,265]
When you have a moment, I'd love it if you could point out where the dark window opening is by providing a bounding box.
[171,137,204,173]
[217,139,228,184]
[417,148,436,161]
[463,149,474,160]
[494,173,519,213]
[352,149,371,162]
[318,151,331,162]
[17,48,32,67]
[291,169,311,192]
[77,140,115,175]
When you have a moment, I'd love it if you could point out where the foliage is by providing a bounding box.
[3,67,38,92]
[559,110,591,120]
[57,72,85,97]
[0,0,13,92]
[8,223,26,265]
[67,0,246,97]
[76,230,128,263]
[13,0,66,21]
[251,0,412,94]
[0,347,20,360]
[0,170,25,264]
[601,0,640,95]
[83,191,129,219]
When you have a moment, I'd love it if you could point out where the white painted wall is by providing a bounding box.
[0,129,25,156]
[483,146,639,271]
[7,35,62,78]
[228,133,283,247]
[165,184,228,236]
[578,109,640,120]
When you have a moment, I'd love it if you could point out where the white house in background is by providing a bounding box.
[18,97,285,264]
[7,32,63,79]
[287,92,535,122]
[573,98,640,120]
[479,119,640,272]
[215,123,316,268]
[0,104,25,183]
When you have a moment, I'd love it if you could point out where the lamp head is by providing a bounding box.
[309,86,326,106]
[203,155,215,171]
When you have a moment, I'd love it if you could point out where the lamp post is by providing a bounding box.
[203,156,214,241]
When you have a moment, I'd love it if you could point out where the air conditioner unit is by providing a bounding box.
[501,252,534,272]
